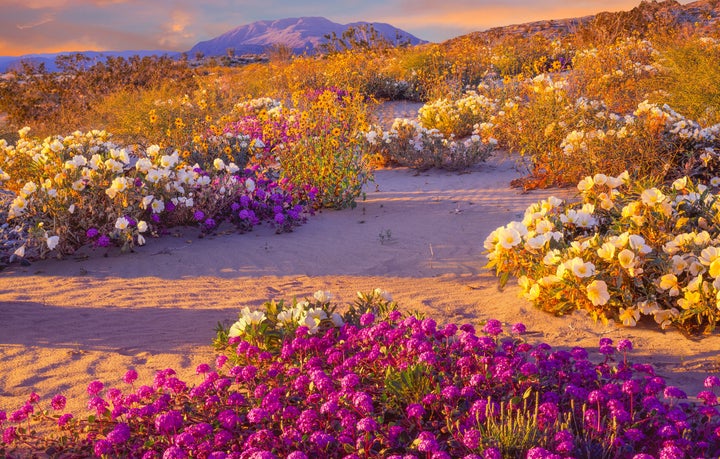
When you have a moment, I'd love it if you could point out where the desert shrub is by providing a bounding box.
[569,37,659,113]
[3,292,720,457]
[363,118,496,171]
[486,170,720,334]
[649,34,720,126]
[417,90,496,138]
[0,55,196,137]
[0,128,314,261]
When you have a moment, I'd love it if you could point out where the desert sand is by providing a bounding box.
[1,108,719,417]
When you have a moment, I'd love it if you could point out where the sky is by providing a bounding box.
[0,0,694,56]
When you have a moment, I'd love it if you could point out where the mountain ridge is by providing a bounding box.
[187,16,427,57]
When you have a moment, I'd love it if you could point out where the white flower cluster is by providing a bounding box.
[485,170,720,331]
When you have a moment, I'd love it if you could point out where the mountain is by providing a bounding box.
[0,50,179,73]
[187,16,427,57]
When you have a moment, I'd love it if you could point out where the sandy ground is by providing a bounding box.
[1,106,719,416]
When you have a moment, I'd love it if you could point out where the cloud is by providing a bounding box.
[16,14,55,30]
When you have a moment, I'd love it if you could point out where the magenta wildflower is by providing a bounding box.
[705,375,720,388]
[360,312,375,326]
[50,394,66,411]
[107,422,131,444]
[93,439,112,456]
[196,363,211,375]
[617,339,633,352]
[406,403,425,420]
[57,413,73,427]
[155,410,183,435]
[482,319,503,336]
[86,228,99,238]
[416,431,439,453]
[357,416,378,433]
[87,380,104,395]
[663,386,687,399]
[462,429,481,449]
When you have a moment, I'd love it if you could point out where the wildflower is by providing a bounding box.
[356,416,378,433]
[313,290,332,303]
[568,257,595,278]
[50,394,66,411]
[618,249,635,269]
[415,431,439,453]
[87,380,104,395]
[123,369,138,385]
[658,274,680,296]
[640,187,666,207]
[586,280,610,306]
[115,217,130,230]
[496,226,522,249]
[46,235,60,251]
[619,307,640,326]
[577,176,594,192]
[597,242,616,261]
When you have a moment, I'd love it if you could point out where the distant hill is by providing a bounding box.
[446,0,720,44]
[0,50,179,73]
[187,16,427,57]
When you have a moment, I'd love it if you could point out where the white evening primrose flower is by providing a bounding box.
[89,154,103,170]
[373,288,392,302]
[678,289,701,310]
[535,219,554,234]
[597,242,616,261]
[586,280,609,306]
[228,319,248,337]
[245,178,256,192]
[593,173,608,186]
[213,158,226,170]
[524,283,541,301]
[673,177,688,190]
[497,226,522,249]
[313,290,333,303]
[13,245,25,258]
[151,199,165,213]
[577,176,594,192]
[141,195,154,209]
[628,235,652,254]
[137,234,146,246]
[21,181,37,196]
[619,307,640,327]
[711,177,720,187]
[135,158,152,173]
[543,249,561,265]
[654,308,678,329]
[137,221,148,233]
[618,249,636,269]
[303,308,328,334]
[659,273,680,296]
[241,307,266,326]
[147,145,161,157]
[568,257,595,278]
[330,312,344,327]
[49,139,64,153]
[160,152,179,168]
[641,188,666,207]
[46,235,60,251]
[115,217,130,230]
[227,162,240,174]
